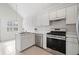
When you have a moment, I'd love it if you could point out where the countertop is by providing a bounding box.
[17,31,44,35]
[66,32,78,38]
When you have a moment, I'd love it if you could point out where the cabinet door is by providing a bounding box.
[66,5,77,24]
[35,34,43,47]
[49,11,56,20]
[56,8,66,19]
[21,33,35,51]
[66,38,78,55]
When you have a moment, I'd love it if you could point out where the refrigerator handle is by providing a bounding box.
[76,16,79,54]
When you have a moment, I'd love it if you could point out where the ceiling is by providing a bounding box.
[9,3,76,19]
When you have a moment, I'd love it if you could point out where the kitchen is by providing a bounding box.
[0,3,79,55]
[15,3,79,55]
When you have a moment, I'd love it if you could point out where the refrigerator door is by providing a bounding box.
[76,16,79,54]
[76,16,79,40]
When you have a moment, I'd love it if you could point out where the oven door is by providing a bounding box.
[47,37,66,54]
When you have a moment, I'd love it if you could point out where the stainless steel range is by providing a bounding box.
[46,28,66,54]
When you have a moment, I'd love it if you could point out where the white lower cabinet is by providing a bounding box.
[66,37,79,55]
[16,32,35,53]
[42,34,47,49]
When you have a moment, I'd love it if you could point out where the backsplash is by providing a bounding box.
[49,19,66,28]
[35,26,51,34]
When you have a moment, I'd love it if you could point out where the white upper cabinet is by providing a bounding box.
[56,8,66,19]
[49,8,66,20]
[66,5,77,24]
[49,11,56,20]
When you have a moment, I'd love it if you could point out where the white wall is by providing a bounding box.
[22,16,36,33]
[0,4,23,41]
[13,4,37,33]
[36,12,49,27]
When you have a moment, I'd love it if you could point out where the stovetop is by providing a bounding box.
[47,31,66,36]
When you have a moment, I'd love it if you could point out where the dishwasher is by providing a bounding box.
[35,34,43,48]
